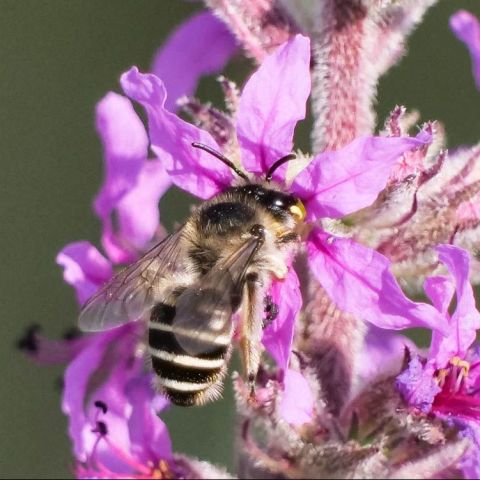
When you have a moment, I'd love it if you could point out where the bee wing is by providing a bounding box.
[172,235,262,356]
[79,227,185,332]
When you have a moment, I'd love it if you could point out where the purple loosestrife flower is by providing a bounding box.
[203,2,480,292]
[21,13,238,477]
[396,245,480,478]
[24,3,480,478]
[74,377,173,479]
[73,376,231,479]
[120,35,448,386]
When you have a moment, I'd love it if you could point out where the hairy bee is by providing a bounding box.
[79,143,306,406]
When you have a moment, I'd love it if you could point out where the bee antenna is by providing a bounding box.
[265,153,297,182]
[191,142,249,182]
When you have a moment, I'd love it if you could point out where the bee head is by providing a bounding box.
[262,190,306,223]
[234,185,306,223]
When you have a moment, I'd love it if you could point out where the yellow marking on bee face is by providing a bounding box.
[289,200,306,222]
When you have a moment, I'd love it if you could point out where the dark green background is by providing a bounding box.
[1,1,480,477]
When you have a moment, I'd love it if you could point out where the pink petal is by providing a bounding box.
[126,377,172,464]
[307,229,448,333]
[429,245,480,367]
[424,276,455,316]
[450,10,480,89]
[262,269,302,373]
[61,326,130,462]
[291,131,432,221]
[359,326,417,384]
[56,241,113,306]
[94,92,164,263]
[121,67,233,199]
[102,160,170,262]
[152,11,237,112]
[236,35,310,179]
[279,369,314,426]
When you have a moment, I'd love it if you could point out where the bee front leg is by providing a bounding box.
[239,271,264,401]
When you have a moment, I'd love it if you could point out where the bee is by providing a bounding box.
[79,143,306,406]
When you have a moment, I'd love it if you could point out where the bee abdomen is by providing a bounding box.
[148,303,230,406]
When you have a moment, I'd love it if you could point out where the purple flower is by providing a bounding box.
[396,245,480,478]
[120,34,448,376]
[278,369,315,427]
[94,92,170,264]
[151,11,237,112]
[94,11,237,264]
[450,10,480,89]
[74,376,175,479]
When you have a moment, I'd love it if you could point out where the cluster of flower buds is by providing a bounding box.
[19,1,480,478]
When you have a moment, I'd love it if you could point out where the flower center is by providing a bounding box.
[436,356,470,394]
[433,357,480,421]
[76,401,174,479]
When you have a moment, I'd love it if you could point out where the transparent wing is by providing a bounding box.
[79,227,185,332]
[173,235,262,356]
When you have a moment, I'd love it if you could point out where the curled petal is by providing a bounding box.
[152,11,237,111]
[56,242,113,305]
[429,245,480,368]
[262,269,302,373]
[279,369,314,426]
[307,229,448,333]
[423,275,455,317]
[121,67,234,199]
[94,92,163,263]
[450,10,480,89]
[291,131,432,221]
[102,160,170,262]
[236,35,311,179]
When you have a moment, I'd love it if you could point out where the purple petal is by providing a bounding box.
[291,131,432,221]
[359,326,417,383]
[450,10,480,89]
[236,35,310,178]
[428,245,480,368]
[121,67,234,199]
[279,369,314,426]
[126,377,172,464]
[396,356,440,412]
[262,269,302,373]
[102,159,170,260]
[307,229,448,333]
[62,324,141,463]
[94,92,164,263]
[56,241,113,305]
[62,329,123,461]
[424,275,455,316]
[152,11,237,111]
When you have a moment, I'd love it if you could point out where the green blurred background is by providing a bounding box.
[1,0,480,477]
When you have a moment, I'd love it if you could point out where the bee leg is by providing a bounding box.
[239,271,264,401]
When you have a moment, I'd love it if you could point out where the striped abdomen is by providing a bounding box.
[148,302,231,406]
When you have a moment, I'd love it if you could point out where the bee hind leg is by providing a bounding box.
[239,271,264,402]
